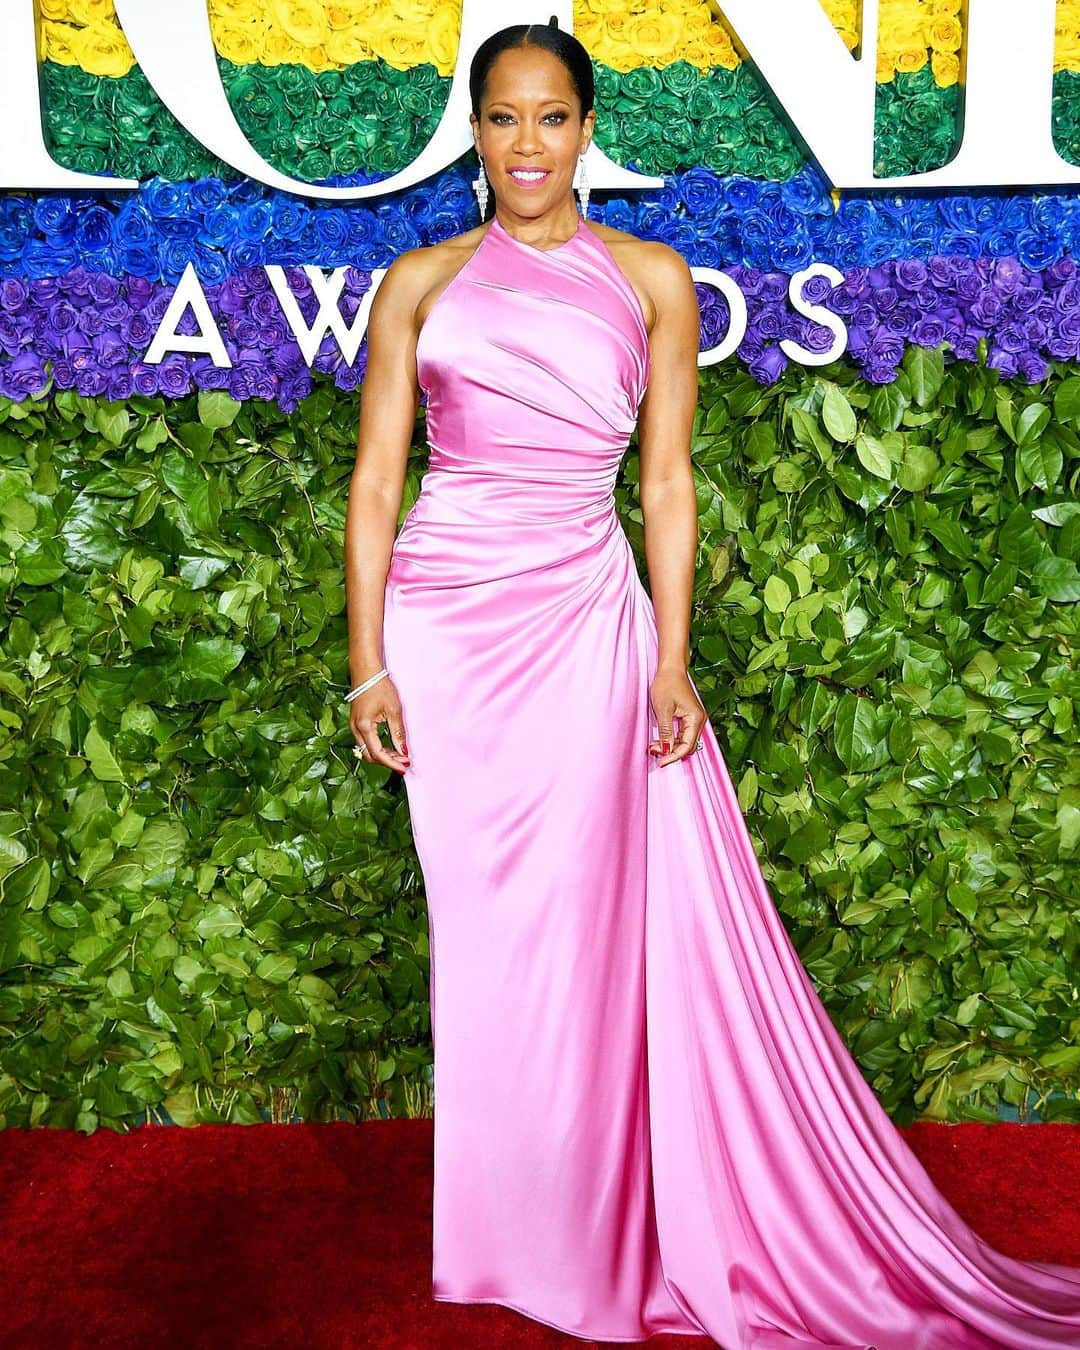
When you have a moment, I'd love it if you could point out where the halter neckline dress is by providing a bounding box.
[378,211,1080,1348]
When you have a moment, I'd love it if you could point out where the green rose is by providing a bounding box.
[686,79,721,122]
[297,150,333,182]
[620,118,654,153]
[660,60,700,100]
[622,67,663,104]
[342,62,379,95]
[332,143,364,176]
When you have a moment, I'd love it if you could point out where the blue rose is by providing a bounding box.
[117,244,158,279]
[143,178,189,219]
[114,199,154,246]
[201,206,240,250]
[32,198,77,242]
[74,206,114,255]
[237,202,274,244]
[0,198,31,264]
[679,167,723,218]
[22,237,77,280]
[778,170,831,217]
[190,179,228,211]
[1014,228,1060,272]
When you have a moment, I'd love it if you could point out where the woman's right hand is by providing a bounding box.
[349,675,411,774]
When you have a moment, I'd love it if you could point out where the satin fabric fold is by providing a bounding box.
[379,212,1080,1348]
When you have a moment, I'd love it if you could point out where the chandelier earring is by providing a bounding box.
[575,151,590,220]
[473,153,489,220]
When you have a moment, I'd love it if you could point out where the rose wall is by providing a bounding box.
[0,1,1077,1131]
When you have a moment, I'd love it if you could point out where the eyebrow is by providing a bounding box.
[486,99,571,110]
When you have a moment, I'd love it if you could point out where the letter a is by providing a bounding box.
[144,264,232,368]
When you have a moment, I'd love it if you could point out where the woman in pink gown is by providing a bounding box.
[344,20,1080,1349]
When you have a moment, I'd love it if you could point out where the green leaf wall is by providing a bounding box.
[0,346,1077,1130]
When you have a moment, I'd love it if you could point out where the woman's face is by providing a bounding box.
[472,46,595,220]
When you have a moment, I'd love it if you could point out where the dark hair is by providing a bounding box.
[469,17,595,122]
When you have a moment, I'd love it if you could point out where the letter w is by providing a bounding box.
[266,267,371,367]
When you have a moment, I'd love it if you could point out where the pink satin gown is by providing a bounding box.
[378,211,1080,1348]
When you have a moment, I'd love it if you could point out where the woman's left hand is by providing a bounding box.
[648,666,707,766]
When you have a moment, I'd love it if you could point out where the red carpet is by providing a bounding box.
[1,1120,1078,1348]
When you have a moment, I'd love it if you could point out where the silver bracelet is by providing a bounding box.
[344,667,389,703]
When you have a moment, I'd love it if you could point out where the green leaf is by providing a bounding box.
[256,953,297,985]
[198,390,242,429]
[763,574,791,613]
[1018,435,1062,489]
[821,383,857,442]
[854,432,892,480]
[833,694,881,771]
[83,723,124,782]
[1032,556,1080,602]
[1015,402,1050,449]
[903,345,945,408]
[94,403,131,447]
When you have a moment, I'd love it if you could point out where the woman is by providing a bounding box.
[343,19,1080,1349]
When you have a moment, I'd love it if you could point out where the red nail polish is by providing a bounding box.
[661,742,670,753]
[402,743,408,754]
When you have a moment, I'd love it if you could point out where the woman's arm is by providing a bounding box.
[635,244,705,764]
[344,251,427,772]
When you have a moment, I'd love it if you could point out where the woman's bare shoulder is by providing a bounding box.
[378,225,490,333]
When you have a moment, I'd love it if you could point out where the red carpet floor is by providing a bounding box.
[1,1119,1079,1349]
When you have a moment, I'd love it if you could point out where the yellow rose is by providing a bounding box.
[325,4,355,29]
[326,25,375,66]
[1054,37,1080,72]
[378,29,425,72]
[394,0,443,23]
[702,23,737,68]
[895,46,927,75]
[680,39,713,70]
[818,0,848,29]
[75,21,134,77]
[69,0,117,26]
[263,30,296,65]
[42,21,80,66]
[571,15,601,61]
[427,10,460,76]
[929,0,962,15]
[214,22,265,66]
[626,13,683,61]
[930,49,959,85]
[928,17,961,51]
[214,0,256,20]
[268,0,328,48]
[607,51,636,75]
[38,1,69,21]
[211,0,264,22]
[603,14,630,42]
[682,11,713,41]
[876,20,904,57]
[585,0,629,15]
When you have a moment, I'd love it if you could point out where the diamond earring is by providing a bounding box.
[473,154,489,219]
[575,152,590,220]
